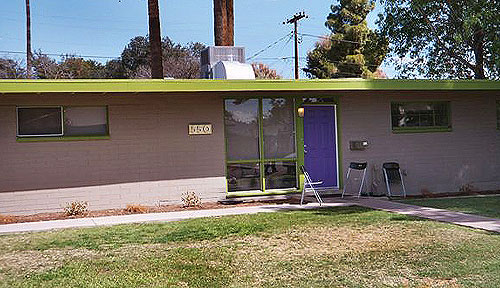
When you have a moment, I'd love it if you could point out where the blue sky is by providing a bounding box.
[0,0,393,79]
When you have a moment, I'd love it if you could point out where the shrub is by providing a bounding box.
[181,191,202,208]
[125,204,149,214]
[63,201,88,216]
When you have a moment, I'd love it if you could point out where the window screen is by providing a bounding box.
[17,107,63,136]
[64,107,108,136]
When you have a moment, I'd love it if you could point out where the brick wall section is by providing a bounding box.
[0,93,227,214]
[339,91,500,196]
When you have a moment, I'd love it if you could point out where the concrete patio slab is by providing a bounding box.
[337,197,500,233]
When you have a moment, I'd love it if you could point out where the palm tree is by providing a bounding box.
[213,0,233,46]
[147,0,163,78]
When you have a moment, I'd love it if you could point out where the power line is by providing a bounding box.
[0,50,119,60]
[246,32,293,61]
[299,33,363,44]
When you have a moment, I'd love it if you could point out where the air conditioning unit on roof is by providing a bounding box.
[200,46,249,79]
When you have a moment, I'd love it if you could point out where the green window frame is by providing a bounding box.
[391,101,452,133]
[224,98,298,193]
[16,106,110,142]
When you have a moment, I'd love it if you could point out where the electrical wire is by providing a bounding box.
[0,50,118,60]
[246,32,293,61]
[299,33,363,44]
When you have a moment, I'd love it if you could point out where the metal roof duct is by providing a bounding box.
[212,61,255,80]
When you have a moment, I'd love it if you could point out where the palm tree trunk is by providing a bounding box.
[26,0,32,78]
[147,0,163,79]
[213,0,227,46]
[225,0,234,46]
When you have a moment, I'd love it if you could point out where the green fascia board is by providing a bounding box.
[1,79,500,94]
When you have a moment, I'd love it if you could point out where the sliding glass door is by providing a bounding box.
[224,98,297,193]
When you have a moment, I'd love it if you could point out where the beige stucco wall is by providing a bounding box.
[0,93,226,214]
[340,90,500,196]
[1,89,500,214]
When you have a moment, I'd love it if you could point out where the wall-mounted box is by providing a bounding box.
[349,140,369,151]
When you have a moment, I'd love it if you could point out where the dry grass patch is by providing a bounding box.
[0,248,98,276]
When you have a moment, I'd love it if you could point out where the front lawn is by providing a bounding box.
[0,206,499,287]
[401,195,500,219]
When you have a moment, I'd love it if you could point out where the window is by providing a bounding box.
[224,98,297,192]
[391,102,451,132]
[17,106,109,138]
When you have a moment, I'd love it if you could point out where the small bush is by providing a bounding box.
[125,204,149,214]
[63,201,88,216]
[181,191,202,208]
[459,183,476,193]
[0,214,16,224]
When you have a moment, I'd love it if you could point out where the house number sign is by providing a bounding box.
[188,124,213,135]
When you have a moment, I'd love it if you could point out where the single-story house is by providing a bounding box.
[0,79,499,215]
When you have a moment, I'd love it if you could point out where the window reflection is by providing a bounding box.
[263,98,296,159]
[265,162,297,190]
[224,99,260,161]
[227,163,261,192]
[391,102,450,128]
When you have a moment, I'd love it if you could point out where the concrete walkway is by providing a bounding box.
[338,197,500,233]
[0,203,352,234]
[1,198,499,234]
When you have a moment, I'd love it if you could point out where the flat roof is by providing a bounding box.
[0,79,499,94]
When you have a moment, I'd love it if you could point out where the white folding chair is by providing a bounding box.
[300,165,324,206]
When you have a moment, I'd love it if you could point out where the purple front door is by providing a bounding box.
[304,106,338,188]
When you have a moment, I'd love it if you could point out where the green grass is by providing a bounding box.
[400,195,500,219]
[0,206,499,287]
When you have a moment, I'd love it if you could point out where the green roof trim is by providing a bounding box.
[0,79,499,94]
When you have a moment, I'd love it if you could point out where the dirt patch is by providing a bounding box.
[0,200,283,225]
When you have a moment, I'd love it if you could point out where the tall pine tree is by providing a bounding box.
[304,0,388,78]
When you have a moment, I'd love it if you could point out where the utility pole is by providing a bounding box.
[26,0,32,78]
[284,12,307,80]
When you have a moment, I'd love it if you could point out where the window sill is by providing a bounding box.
[16,135,111,142]
[226,188,299,198]
[392,127,452,134]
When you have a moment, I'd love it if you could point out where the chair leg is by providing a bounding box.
[358,168,367,198]
[383,169,391,198]
[342,168,351,198]
[399,168,407,198]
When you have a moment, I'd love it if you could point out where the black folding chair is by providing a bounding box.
[300,165,324,206]
[342,162,367,198]
[383,162,407,198]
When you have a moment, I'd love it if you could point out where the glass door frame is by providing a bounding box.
[224,95,342,197]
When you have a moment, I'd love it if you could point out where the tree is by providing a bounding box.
[25,0,32,78]
[213,0,234,46]
[304,0,388,79]
[251,63,282,79]
[147,0,163,78]
[0,58,25,79]
[121,36,206,79]
[32,52,106,79]
[378,0,500,79]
